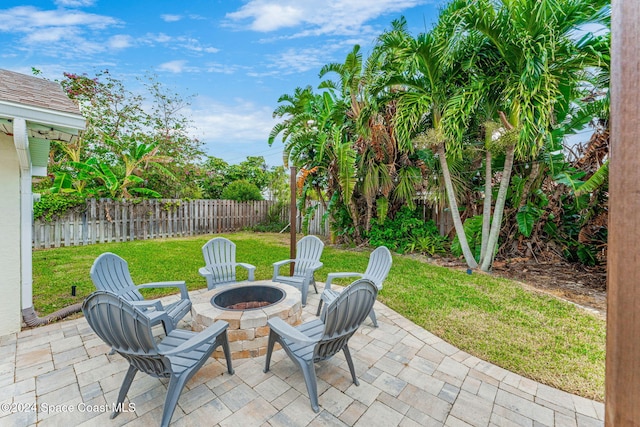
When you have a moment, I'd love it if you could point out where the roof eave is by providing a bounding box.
[0,99,85,131]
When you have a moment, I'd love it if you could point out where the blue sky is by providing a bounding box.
[0,0,441,167]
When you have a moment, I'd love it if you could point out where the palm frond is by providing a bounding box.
[575,160,608,196]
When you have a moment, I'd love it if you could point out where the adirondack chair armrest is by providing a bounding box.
[237,263,256,281]
[273,259,294,277]
[303,262,323,278]
[273,259,294,268]
[267,317,317,345]
[130,300,164,311]
[162,320,229,356]
[324,272,363,290]
[144,310,175,333]
[137,281,190,300]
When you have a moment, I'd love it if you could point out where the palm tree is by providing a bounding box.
[268,85,318,168]
[375,13,480,268]
[454,0,610,271]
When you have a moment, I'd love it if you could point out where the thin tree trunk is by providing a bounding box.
[480,150,492,261]
[365,197,373,232]
[350,201,361,240]
[518,161,541,209]
[437,143,478,268]
[480,144,515,271]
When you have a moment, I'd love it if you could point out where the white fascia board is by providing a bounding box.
[0,100,85,131]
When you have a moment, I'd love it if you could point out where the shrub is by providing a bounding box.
[33,193,86,221]
[221,180,263,201]
[248,201,288,232]
[368,207,448,254]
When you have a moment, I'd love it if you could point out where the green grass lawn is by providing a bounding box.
[32,231,605,401]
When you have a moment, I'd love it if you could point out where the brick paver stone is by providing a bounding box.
[0,289,604,427]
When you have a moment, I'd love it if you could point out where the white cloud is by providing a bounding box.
[266,47,328,73]
[0,6,121,57]
[205,63,240,74]
[161,14,182,22]
[178,37,220,54]
[140,33,219,54]
[146,32,172,43]
[108,34,133,49]
[24,27,75,43]
[55,0,95,7]
[187,97,281,163]
[226,0,429,36]
[158,60,200,73]
[0,6,119,32]
[228,4,304,32]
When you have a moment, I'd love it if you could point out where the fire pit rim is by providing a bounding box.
[210,284,286,311]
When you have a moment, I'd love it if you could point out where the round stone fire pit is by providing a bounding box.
[212,285,285,311]
[191,281,302,359]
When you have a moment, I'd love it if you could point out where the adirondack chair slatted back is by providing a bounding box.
[202,238,237,284]
[82,291,172,377]
[293,235,324,276]
[363,246,393,289]
[315,279,377,362]
[90,253,144,302]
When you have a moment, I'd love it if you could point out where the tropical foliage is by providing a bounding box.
[38,71,288,205]
[269,0,610,272]
[221,180,263,201]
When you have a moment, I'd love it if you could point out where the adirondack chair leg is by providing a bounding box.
[343,345,359,386]
[368,308,378,328]
[311,275,318,294]
[300,360,320,413]
[111,365,137,419]
[301,282,309,306]
[264,331,277,373]
[206,276,215,290]
[161,373,189,427]
[218,333,235,374]
[316,299,323,316]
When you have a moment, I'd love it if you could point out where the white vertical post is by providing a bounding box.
[12,118,34,311]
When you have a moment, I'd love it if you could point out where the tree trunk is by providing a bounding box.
[480,150,492,262]
[518,161,541,209]
[349,200,361,240]
[480,144,515,271]
[364,197,373,232]
[437,143,478,268]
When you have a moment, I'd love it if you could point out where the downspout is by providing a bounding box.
[13,117,81,327]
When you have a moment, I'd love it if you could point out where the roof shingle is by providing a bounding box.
[0,69,81,115]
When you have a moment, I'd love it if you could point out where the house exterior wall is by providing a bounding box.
[0,132,22,335]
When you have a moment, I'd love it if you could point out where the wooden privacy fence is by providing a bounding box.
[33,199,275,249]
[33,198,452,249]
[292,201,330,237]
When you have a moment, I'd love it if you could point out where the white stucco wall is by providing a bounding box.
[0,132,22,335]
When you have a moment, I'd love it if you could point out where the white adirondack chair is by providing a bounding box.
[82,291,233,427]
[272,235,324,306]
[264,279,378,412]
[316,246,392,327]
[90,252,191,334]
[199,237,256,290]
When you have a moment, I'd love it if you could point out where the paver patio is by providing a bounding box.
[0,286,604,426]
